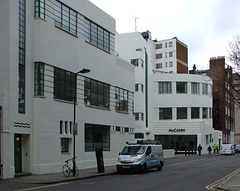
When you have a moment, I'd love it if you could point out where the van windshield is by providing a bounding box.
[121,146,146,155]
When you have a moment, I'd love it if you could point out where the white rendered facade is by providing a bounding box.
[0,0,135,179]
[150,73,219,153]
[116,32,222,154]
[155,39,178,73]
[116,32,155,139]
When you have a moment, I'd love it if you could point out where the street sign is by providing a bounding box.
[73,123,78,135]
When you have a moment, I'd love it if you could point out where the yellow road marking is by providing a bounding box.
[14,182,69,191]
[206,168,240,190]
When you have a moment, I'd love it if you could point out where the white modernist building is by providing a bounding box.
[0,0,135,179]
[116,32,222,154]
[150,73,222,153]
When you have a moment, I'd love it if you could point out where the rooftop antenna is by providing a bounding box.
[133,16,139,32]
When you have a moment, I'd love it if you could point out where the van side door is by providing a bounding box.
[145,146,153,167]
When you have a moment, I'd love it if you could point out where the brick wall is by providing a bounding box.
[177,62,188,73]
[176,41,188,73]
[210,57,235,143]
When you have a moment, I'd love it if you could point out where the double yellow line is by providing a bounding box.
[206,167,240,190]
[14,182,69,191]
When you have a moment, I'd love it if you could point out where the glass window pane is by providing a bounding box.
[191,107,199,119]
[177,108,187,119]
[84,19,91,42]
[159,82,172,94]
[177,82,187,93]
[203,107,208,118]
[159,108,172,120]
[85,124,110,152]
[54,1,77,34]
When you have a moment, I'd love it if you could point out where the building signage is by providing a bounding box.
[73,123,78,135]
[168,128,185,132]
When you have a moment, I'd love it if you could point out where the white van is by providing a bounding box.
[221,144,235,155]
[116,142,164,173]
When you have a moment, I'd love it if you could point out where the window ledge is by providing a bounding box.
[116,111,129,115]
[85,40,111,54]
[54,98,74,105]
[55,25,78,38]
[85,104,110,111]
[34,96,46,99]
[60,135,73,138]
[61,152,71,155]
[34,17,46,22]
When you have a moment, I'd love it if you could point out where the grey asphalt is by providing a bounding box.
[9,156,240,191]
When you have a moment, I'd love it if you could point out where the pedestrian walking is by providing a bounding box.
[197,144,202,155]
[213,144,216,154]
[216,144,219,154]
[208,145,212,155]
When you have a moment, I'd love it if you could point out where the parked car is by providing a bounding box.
[221,144,235,155]
[235,145,240,153]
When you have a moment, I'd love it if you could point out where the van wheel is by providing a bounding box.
[157,163,163,171]
[142,164,147,173]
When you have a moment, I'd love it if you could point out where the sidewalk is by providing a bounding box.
[217,171,240,191]
[10,166,117,184]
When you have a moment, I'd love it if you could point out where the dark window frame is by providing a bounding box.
[202,83,208,95]
[61,138,69,153]
[177,107,187,119]
[34,62,44,96]
[135,133,144,139]
[85,124,110,152]
[156,53,162,59]
[191,82,200,94]
[35,0,45,19]
[54,0,77,35]
[202,107,208,118]
[156,43,162,49]
[116,126,121,132]
[84,18,110,52]
[54,67,75,102]
[115,87,129,113]
[159,82,172,94]
[18,0,26,114]
[176,82,187,93]
[191,107,200,119]
[159,108,172,120]
[84,77,110,109]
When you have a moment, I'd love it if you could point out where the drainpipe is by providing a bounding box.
[145,48,148,128]
[0,106,2,179]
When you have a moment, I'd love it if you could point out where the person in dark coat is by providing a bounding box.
[208,145,212,155]
[197,144,202,155]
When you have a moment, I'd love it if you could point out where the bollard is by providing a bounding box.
[95,147,105,173]
[0,164,3,180]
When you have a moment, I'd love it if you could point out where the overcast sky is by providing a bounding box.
[89,0,240,71]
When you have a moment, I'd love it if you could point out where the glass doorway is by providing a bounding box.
[155,135,197,151]
[14,134,22,174]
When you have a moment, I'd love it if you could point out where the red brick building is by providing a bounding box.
[209,57,235,144]
[176,40,188,73]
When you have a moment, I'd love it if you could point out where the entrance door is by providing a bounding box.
[14,134,22,174]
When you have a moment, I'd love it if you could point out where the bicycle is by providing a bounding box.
[62,157,79,177]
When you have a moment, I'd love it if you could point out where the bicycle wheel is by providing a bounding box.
[62,165,70,177]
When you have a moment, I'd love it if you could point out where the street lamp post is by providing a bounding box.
[73,68,90,176]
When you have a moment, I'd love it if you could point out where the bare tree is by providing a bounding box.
[229,35,240,71]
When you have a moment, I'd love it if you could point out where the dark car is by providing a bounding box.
[235,145,240,153]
